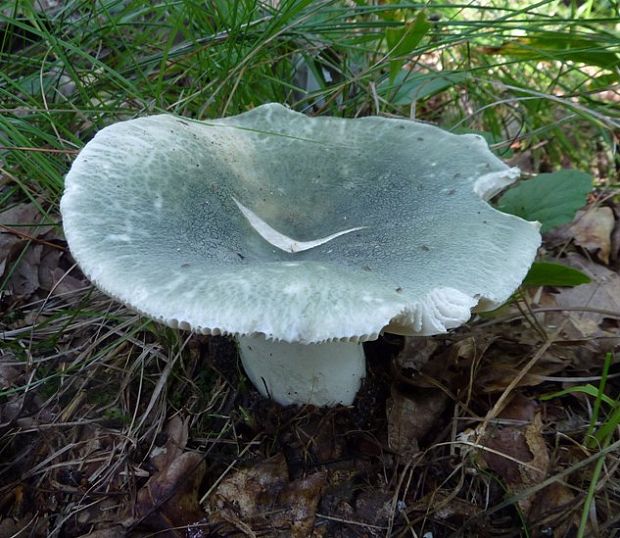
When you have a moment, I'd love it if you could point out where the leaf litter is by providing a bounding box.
[570,207,616,265]
[1,195,620,537]
[0,203,86,313]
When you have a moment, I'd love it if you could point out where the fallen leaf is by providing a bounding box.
[150,415,188,472]
[0,231,22,276]
[396,336,439,371]
[387,385,448,454]
[527,483,579,537]
[0,353,24,389]
[274,471,326,538]
[207,453,326,537]
[132,417,206,536]
[135,451,206,536]
[208,453,288,522]
[553,253,620,336]
[570,207,615,264]
[38,247,86,298]
[76,526,127,538]
[475,353,569,392]
[409,489,480,520]
[351,490,392,527]
[456,334,569,392]
[48,266,86,297]
[0,514,49,537]
[476,395,550,514]
[0,204,48,249]
[8,244,42,297]
[280,410,346,466]
[0,203,73,303]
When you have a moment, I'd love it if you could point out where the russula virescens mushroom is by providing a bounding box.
[60,103,540,406]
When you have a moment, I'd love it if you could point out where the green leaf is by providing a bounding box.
[541,384,618,408]
[522,261,591,287]
[483,33,620,71]
[588,72,620,91]
[382,70,470,105]
[496,169,592,233]
[386,12,431,83]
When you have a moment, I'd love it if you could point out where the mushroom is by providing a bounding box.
[60,103,540,406]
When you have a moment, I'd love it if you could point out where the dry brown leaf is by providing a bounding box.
[0,203,86,306]
[8,244,42,297]
[0,204,50,250]
[527,483,579,537]
[475,352,570,392]
[551,254,620,350]
[0,229,23,276]
[76,526,127,538]
[426,334,497,390]
[477,395,550,514]
[38,247,86,298]
[135,451,206,536]
[280,411,345,464]
[351,490,392,527]
[150,415,188,472]
[554,253,620,321]
[0,203,68,302]
[0,353,24,390]
[274,471,326,538]
[129,417,205,535]
[0,514,48,537]
[48,267,86,297]
[207,453,326,537]
[387,385,448,454]
[570,207,615,264]
[208,453,288,522]
[409,489,480,520]
[36,248,63,290]
[396,336,439,371]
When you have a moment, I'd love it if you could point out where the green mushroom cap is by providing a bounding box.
[61,103,540,343]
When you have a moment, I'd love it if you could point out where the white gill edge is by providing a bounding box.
[233,197,366,253]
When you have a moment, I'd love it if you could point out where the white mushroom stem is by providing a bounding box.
[236,335,366,406]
